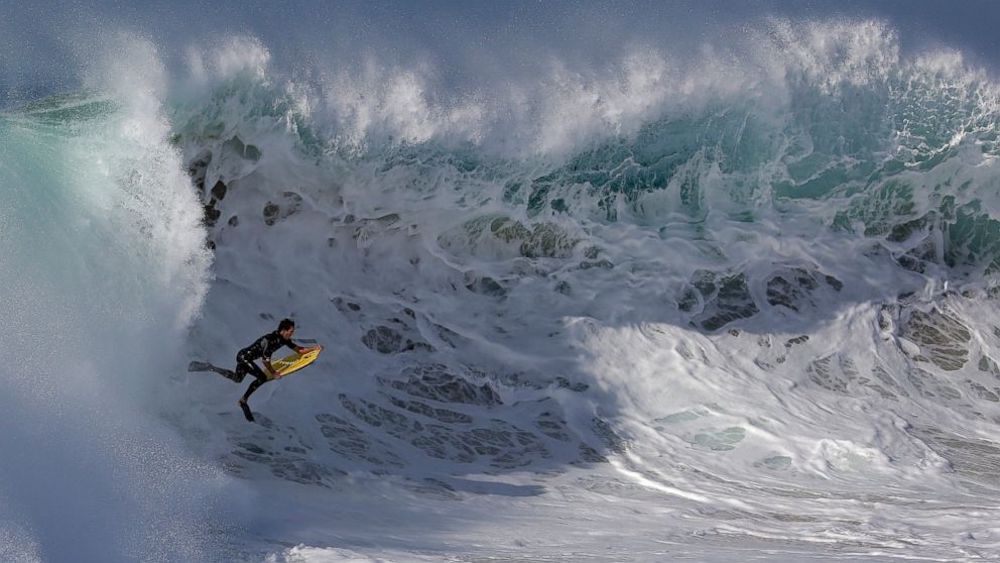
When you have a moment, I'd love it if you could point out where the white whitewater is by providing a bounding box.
[3,19,1000,562]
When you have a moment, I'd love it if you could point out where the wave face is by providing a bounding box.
[6,16,1000,562]
[0,45,226,560]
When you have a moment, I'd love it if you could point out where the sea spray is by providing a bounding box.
[0,36,224,561]
[3,14,1000,561]
[172,21,1000,559]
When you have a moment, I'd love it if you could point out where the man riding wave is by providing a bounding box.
[228,318,321,421]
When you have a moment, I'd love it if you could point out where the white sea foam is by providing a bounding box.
[5,15,1000,562]
[172,22,1000,560]
[1,34,228,561]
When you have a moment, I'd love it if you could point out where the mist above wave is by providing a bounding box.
[6,14,1000,560]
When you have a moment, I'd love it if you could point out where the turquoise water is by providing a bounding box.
[5,18,1000,562]
[0,93,218,561]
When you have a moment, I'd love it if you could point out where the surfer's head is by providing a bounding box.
[278,318,295,338]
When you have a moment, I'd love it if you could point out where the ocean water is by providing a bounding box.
[3,15,1000,562]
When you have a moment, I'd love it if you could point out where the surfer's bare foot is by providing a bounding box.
[238,399,254,422]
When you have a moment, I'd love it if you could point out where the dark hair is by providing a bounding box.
[278,318,296,332]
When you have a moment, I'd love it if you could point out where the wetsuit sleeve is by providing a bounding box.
[282,337,300,353]
[255,335,271,358]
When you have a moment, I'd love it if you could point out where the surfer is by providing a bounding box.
[232,318,321,422]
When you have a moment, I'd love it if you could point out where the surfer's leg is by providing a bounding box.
[189,361,240,381]
[241,376,267,402]
[230,353,255,383]
[229,364,247,383]
[238,363,269,422]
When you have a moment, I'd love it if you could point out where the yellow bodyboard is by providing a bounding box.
[270,348,322,379]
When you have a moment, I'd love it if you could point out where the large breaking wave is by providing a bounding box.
[4,17,1000,561]
[0,36,226,562]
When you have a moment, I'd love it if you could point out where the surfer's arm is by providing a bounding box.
[286,338,320,354]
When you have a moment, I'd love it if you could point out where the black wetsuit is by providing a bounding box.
[234,331,299,393]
